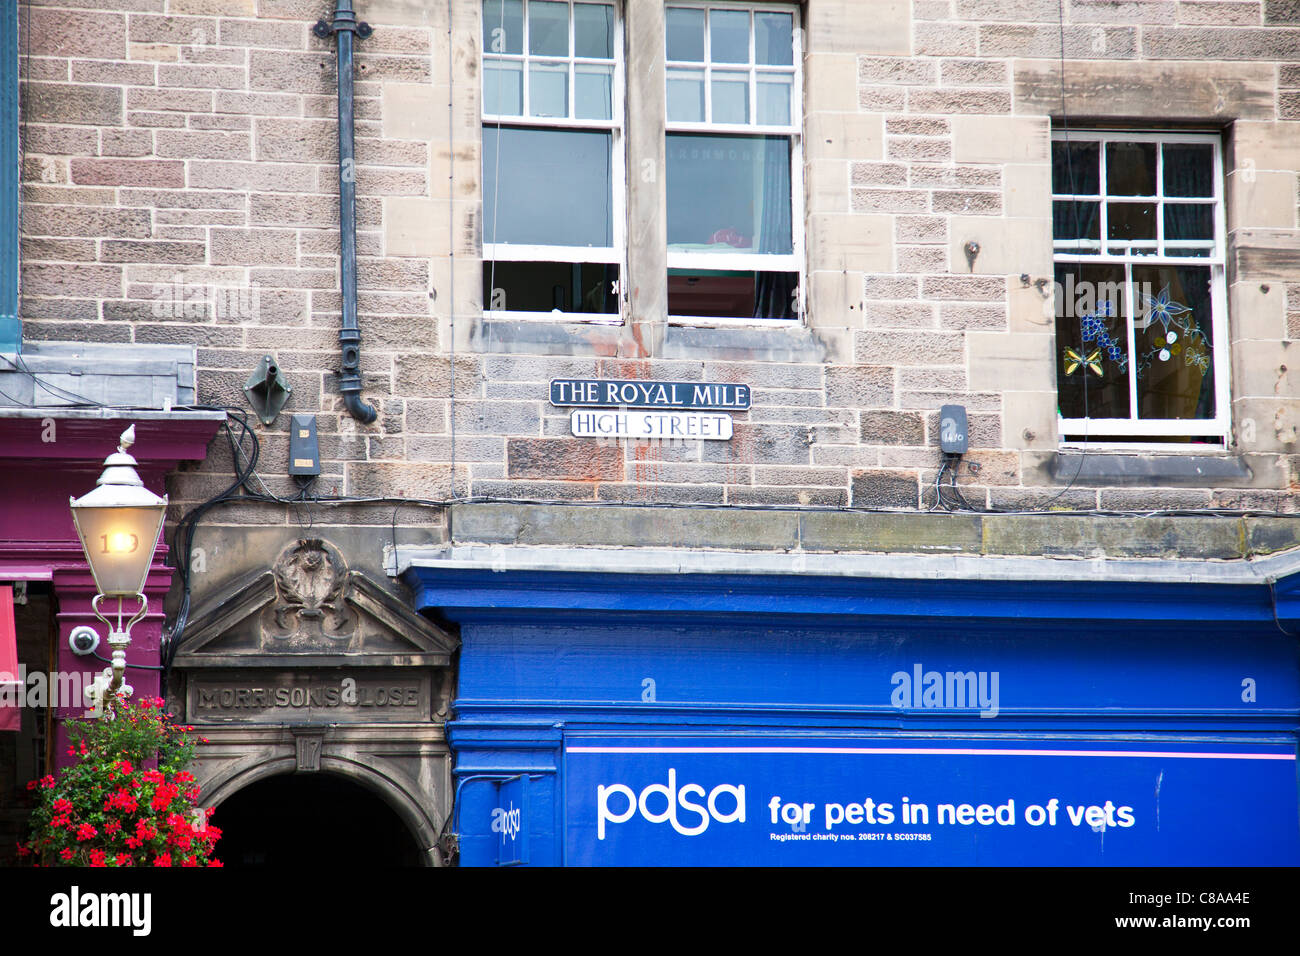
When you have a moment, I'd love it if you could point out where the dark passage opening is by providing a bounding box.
[212,772,425,867]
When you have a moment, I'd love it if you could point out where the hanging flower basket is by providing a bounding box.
[16,694,222,867]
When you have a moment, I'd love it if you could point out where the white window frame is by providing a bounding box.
[664,0,805,326]
[1052,130,1231,449]
[481,0,627,324]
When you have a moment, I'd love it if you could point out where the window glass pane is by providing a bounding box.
[484,261,619,314]
[483,60,524,115]
[666,7,705,61]
[667,133,792,255]
[710,9,750,63]
[1052,200,1099,241]
[528,0,569,56]
[754,12,793,66]
[711,72,749,124]
[668,270,798,319]
[1106,141,1156,196]
[1166,247,1212,258]
[756,76,791,126]
[1164,203,1214,241]
[667,67,705,122]
[574,2,613,59]
[1054,263,1131,420]
[1163,144,1214,197]
[483,0,523,55]
[528,61,569,117]
[1107,202,1156,241]
[1052,140,1099,195]
[575,64,613,120]
[1132,264,1215,421]
[483,127,612,246]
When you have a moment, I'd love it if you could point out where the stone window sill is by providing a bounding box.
[1050,453,1252,487]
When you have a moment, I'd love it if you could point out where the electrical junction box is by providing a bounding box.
[939,404,968,455]
[288,414,321,477]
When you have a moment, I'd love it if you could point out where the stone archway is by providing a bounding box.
[199,745,447,866]
[208,767,430,867]
[170,537,460,867]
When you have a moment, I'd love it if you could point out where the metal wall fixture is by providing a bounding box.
[243,354,293,426]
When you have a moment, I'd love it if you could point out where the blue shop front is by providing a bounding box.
[402,546,1300,867]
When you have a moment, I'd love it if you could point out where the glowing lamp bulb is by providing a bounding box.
[107,532,138,554]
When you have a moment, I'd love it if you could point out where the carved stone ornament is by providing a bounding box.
[173,536,458,670]
[292,728,325,772]
[264,538,357,645]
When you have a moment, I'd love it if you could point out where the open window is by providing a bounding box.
[1052,131,1230,447]
[664,2,803,323]
[481,0,624,322]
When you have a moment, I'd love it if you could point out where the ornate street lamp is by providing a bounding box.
[69,426,168,714]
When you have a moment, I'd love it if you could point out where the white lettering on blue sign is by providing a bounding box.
[596,768,746,839]
[550,379,750,410]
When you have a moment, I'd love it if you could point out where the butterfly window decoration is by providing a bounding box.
[1063,301,1125,377]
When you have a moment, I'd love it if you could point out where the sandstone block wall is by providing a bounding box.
[16,0,1300,525]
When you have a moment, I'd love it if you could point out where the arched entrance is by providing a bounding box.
[211,772,426,866]
[171,537,460,866]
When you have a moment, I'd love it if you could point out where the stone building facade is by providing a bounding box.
[5,0,1300,865]
[14,0,1300,510]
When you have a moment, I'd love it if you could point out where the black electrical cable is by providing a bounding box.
[161,407,263,676]
[936,0,1091,518]
[1024,0,1092,512]
[1267,580,1300,640]
[90,650,164,672]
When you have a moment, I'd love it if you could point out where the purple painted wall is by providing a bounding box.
[0,414,222,768]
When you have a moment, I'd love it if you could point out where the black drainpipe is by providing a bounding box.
[316,2,377,424]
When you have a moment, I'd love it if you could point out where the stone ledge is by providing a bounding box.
[1049,453,1254,487]
[447,501,1300,561]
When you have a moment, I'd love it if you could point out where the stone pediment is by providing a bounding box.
[175,538,457,669]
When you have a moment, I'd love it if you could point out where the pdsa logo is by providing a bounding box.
[596,769,746,839]
[491,801,522,842]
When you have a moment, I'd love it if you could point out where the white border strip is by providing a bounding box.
[566,746,1296,760]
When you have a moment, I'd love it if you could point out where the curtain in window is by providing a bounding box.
[753,137,793,318]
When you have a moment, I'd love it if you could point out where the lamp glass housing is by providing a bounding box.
[70,493,167,598]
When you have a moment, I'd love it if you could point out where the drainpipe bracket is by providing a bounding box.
[314,15,372,39]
